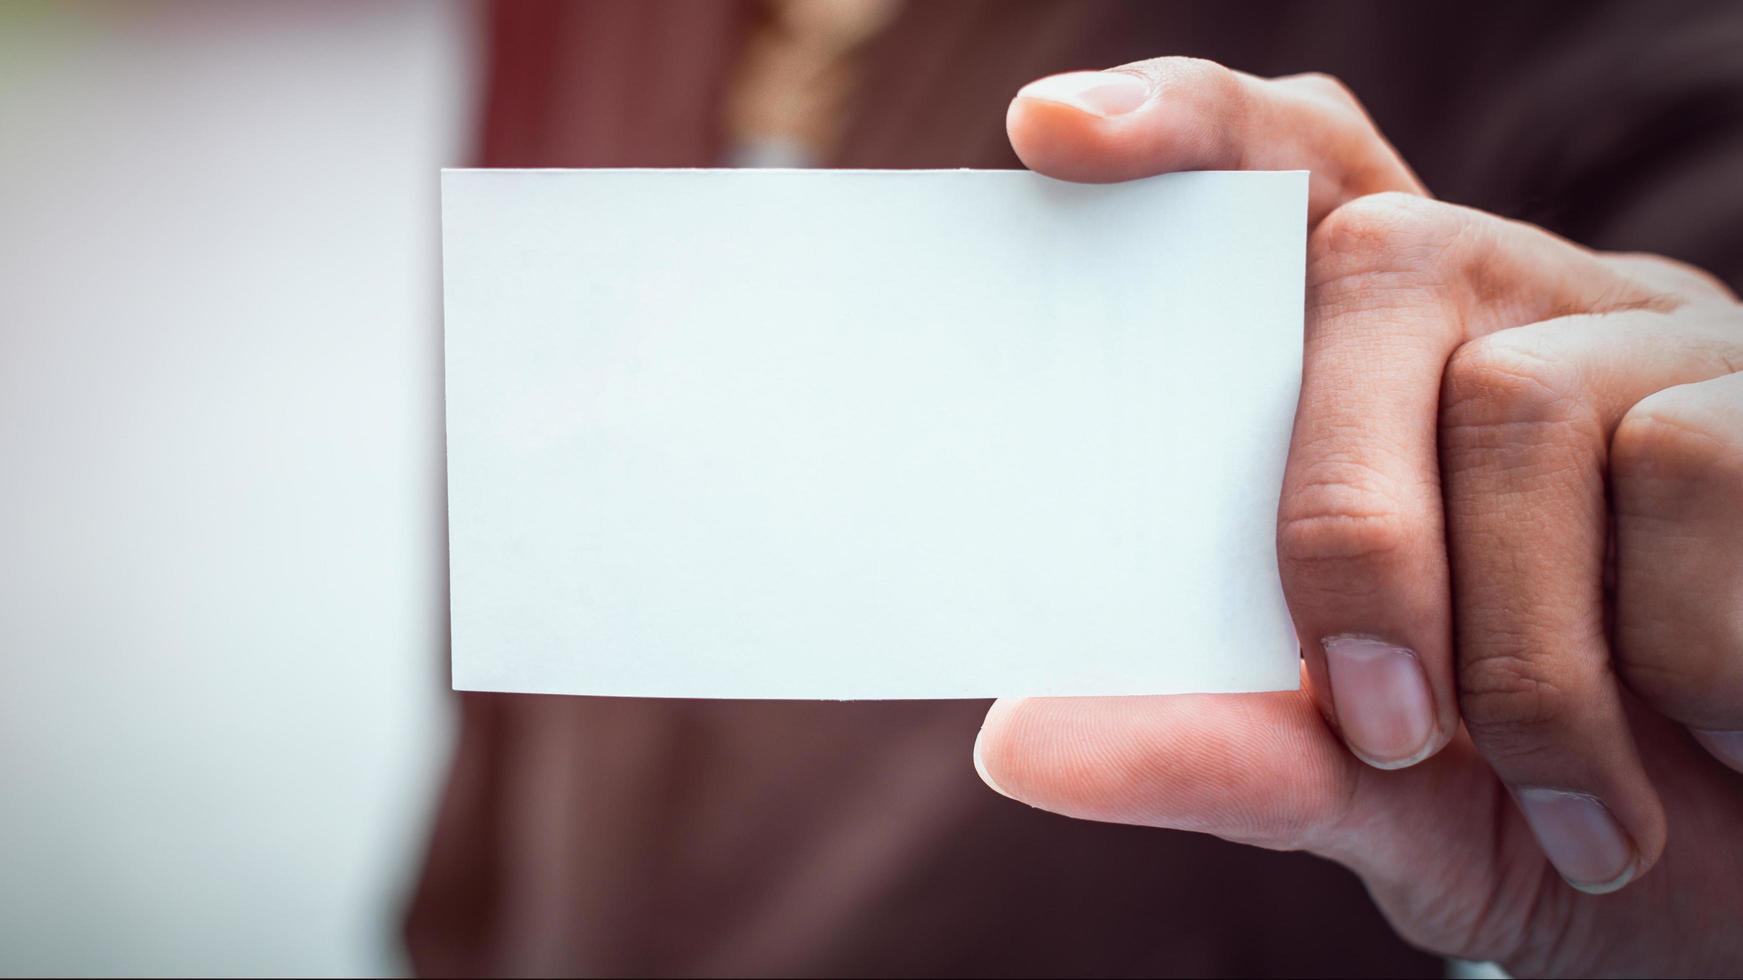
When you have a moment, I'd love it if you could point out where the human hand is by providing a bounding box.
[974,59,1743,977]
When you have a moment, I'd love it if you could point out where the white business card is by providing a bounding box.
[443,168,1306,698]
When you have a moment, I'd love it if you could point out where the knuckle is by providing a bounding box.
[1617,651,1743,730]
[1276,71,1366,117]
[1603,251,1739,304]
[1137,55,1241,101]
[1458,648,1575,749]
[1612,389,1743,489]
[1308,193,1466,288]
[1291,71,1361,108]
[1440,333,1585,433]
[1277,474,1415,569]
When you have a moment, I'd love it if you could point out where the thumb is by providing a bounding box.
[973,689,1361,851]
[972,688,1516,957]
[1006,57,1424,224]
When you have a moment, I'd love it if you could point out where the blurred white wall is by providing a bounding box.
[0,2,475,974]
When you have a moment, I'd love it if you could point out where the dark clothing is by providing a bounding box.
[406,2,1743,975]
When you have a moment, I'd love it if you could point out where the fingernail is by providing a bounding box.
[1515,789,1638,894]
[1322,635,1436,769]
[1015,71,1149,117]
[1692,729,1743,774]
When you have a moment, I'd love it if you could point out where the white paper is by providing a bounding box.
[443,168,1306,699]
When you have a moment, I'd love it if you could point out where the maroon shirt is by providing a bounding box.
[406,2,1743,975]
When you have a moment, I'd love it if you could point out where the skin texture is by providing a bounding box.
[976,58,1743,977]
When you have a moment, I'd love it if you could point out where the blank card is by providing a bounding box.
[442,168,1306,698]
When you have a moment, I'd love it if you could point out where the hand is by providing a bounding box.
[974,60,1743,976]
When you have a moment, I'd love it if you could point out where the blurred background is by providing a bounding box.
[0,2,476,974]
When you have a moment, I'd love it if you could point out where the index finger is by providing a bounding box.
[1008,58,1425,224]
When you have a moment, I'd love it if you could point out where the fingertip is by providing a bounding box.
[1565,863,1641,896]
[1005,94,1125,182]
[1691,728,1743,774]
[1014,70,1150,118]
[1317,636,1457,771]
[1349,731,1452,772]
[968,692,1362,850]
[1008,59,1251,184]
[973,697,1025,800]
[1513,788,1655,895]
